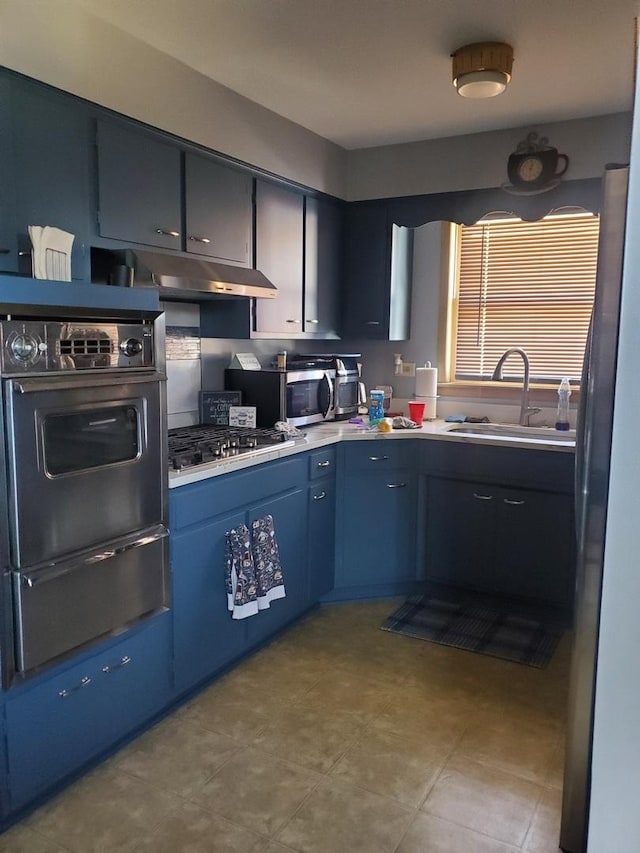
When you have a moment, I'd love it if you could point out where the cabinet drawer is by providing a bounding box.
[344,439,408,472]
[309,446,336,479]
[7,614,171,809]
[171,455,307,530]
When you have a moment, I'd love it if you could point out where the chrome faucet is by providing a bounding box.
[491,347,542,426]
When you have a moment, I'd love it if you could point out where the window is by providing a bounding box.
[450,211,600,384]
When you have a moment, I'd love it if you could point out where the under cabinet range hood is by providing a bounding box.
[129,250,278,300]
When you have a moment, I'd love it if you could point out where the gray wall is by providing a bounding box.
[347,113,632,200]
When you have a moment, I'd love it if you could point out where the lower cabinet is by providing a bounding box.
[308,477,336,601]
[6,613,172,810]
[335,441,418,593]
[170,452,332,694]
[425,476,575,607]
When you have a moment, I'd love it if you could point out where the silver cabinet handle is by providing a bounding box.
[387,483,407,488]
[313,491,326,501]
[473,493,493,500]
[307,319,319,324]
[102,655,132,673]
[286,319,301,324]
[503,498,525,506]
[317,460,331,468]
[59,676,91,698]
[369,455,389,461]
[155,229,180,237]
[188,236,211,243]
[366,321,380,326]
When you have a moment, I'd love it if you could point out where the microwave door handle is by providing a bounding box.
[320,372,333,418]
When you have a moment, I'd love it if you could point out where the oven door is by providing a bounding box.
[13,524,169,673]
[286,369,334,426]
[4,372,165,568]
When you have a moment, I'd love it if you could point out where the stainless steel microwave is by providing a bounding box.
[224,368,335,428]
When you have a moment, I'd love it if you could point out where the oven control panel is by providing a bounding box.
[0,321,154,374]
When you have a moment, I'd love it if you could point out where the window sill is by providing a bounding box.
[438,381,581,405]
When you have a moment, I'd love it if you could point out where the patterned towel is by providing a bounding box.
[225,515,286,620]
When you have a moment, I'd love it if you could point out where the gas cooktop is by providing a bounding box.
[168,425,295,471]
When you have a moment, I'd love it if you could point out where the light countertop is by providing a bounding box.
[169,418,575,489]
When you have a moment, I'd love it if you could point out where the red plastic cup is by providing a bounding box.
[408,400,426,424]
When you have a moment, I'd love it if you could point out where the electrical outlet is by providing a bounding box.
[400,362,416,377]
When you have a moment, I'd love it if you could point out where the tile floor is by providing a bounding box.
[1,599,569,852]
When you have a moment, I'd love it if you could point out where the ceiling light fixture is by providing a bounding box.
[451,42,514,98]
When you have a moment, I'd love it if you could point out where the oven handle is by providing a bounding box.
[19,526,168,588]
[11,372,166,394]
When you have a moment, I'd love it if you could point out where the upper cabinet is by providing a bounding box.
[305,196,342,338]
[185,154,252,266]
[253,181,342,338]
[0,76,92,280]
[96,120,182,251]
[254,180,305,335]
[342,201,414,340]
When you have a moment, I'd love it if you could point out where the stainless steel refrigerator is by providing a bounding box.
[560,164,629,852]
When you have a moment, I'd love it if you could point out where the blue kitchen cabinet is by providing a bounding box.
[170,454,316,691]
[304,196,342,337]
[341,202,413,340]
[421,442,576,611]
[308,476,336,600]
[0,76,17,274]
[185,153,253,266]
[96,119,182,251]
[3,75,92,281]
[6,613,171,811]
[171,509,249,694]
[334,441,419,595]
[246,486,309,645]
[254,179,305,334]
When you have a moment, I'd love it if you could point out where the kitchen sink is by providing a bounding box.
[446,423,576,442]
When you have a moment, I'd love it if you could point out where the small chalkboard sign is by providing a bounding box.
[200,390,242,425]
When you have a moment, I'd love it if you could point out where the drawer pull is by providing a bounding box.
[313,491,326,501]
[59,676,91,698]
[369,455,389,461]
[387,483,407,488]
[473,493,493,501]
[503,499,525,506]
[317,460,331,468]
[155,229,180,238]
[188,235,211,243]
[102,655,132,674]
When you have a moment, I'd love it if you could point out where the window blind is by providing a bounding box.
[454,213,600,383]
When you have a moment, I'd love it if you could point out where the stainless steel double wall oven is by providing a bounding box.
[0,312,169,682]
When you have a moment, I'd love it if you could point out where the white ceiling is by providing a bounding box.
[77,0,638,150]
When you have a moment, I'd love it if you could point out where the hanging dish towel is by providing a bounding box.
[225,523,259,620]
[251,515,286,609]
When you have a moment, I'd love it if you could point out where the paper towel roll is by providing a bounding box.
[415,366,438,398]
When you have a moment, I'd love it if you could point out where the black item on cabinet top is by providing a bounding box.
[128,250,278,300]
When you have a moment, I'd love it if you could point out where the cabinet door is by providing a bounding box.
[0,76,17,273]
[342,202,390,339]
[308,477,336,601]
[185,154,252,265]
[172,510,248,694]
[339,470,417,588]
[254,180,304,334]
[247,487,308,645]
[304,196,341,336]
[495,487,575,606]
[11,79,92,280]
[96,120,182,250]
[6,615,171,810]
[424,477,497,591]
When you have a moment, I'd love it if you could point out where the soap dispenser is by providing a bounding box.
[555,377,571,431]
